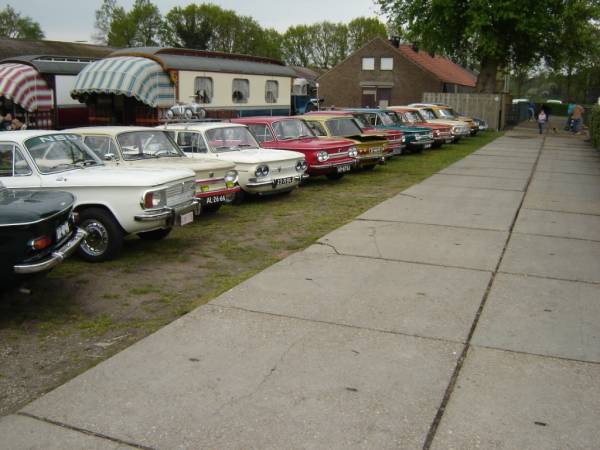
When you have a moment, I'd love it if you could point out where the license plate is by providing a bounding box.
[273,176,295,186]
[337,164,352,173]
[55,221,70,241]
[424,144,432,149]
[205,195,226,204]
[180,211,194,226]
[445,139,453,143]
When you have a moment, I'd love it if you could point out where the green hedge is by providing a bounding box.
[589,105,600,149]
[540,102,569,116]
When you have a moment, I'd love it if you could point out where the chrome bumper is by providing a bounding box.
[245,174,302,188]
[134,199,200,223]
[310,161,355,170]
[14,228,87,275]
[409,139,435,146]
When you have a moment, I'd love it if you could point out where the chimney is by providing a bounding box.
[389,36,401,48]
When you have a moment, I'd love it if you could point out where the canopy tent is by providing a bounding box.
[0,63,53,112]
[71,56,175,108]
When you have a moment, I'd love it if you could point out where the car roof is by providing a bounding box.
[301,114,354,120]
[160,122,247,132]
[0,129,81,143]
[65,126,158,135]
[232,116,298,124]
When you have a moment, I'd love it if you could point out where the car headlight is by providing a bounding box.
[224,169,238,185]
[427,133,433,139]
[295,160,308,172]
[348,146,358,158]
[401,136,406,143]
[433,129,440,137]
[255,165,269,177]
[143,189,167,209]
[317,151,329,162]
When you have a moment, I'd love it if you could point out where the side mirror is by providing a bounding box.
[104,153,116,161]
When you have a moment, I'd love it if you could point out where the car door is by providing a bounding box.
[0,142,42,189]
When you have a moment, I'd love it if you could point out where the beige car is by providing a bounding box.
[66,126,240,213]
[403,105,471,140]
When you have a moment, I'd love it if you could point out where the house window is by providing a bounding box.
[194,77,213,104]
[265,80,279,103]
[380,57,393,70]
[232,78,249,103]
[362,57,375,70]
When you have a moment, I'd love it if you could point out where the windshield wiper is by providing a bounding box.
[73,159,98,167]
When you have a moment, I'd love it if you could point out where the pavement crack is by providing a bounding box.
[368,226,383,258]
[314,240,342,255]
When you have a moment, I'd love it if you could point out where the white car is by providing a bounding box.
[158,123,307,202]
[66,127,239,213]
[0,131,199,262]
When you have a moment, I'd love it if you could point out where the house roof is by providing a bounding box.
[109,47,295,78]
[0,55,98,75]
[394,42,476,88]
[0,37,114,61]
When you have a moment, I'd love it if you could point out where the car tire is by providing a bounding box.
[77,207,124,262]
[137,228,172,240]
[326,172,344,180]
[202,203,222,214]
[232,190,246,205]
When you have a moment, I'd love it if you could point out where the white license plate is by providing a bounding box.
[337,164,352,173]
[273,176,295,186]
[445,139,453,143]
[205,195,226,204]
[180,211,194,226]
[424,144,432,149]
[55,221,70,241]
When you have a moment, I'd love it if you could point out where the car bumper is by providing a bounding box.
[14,228,87,275]
[308,160,355,174]
[408,139,435,148]
[134,199,200,224]
[196,186,240,206]
[245,174,304,188]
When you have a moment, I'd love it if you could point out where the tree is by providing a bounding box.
[282,25,315,67]
[376,0,587,93]
[92,0,117,44]
[107,6,136,47]
[310,22,349,69]
[107,0,162,47]
[161,4,213,49]
[0,4,44,39]
[347,17,387,52]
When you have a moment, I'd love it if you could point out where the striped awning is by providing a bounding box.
[71,56,175,108]
[0,63,53,112]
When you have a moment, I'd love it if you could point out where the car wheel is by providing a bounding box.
[202,203,222,213]
[137,228,172,240]
[77,208,124,262]
[232,190,246,205]
[326,172,344,180]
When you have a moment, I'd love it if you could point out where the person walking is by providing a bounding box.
[537,109,547,134]
[571,104,585,134]
[566,101,575,130]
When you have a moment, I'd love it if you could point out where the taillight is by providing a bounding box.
[29,235,52,251]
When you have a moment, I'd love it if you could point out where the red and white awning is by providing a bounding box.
[0,63,53,112]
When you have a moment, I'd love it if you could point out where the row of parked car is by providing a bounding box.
[0,103,486,285]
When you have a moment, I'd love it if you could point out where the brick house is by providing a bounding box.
[317,37,476,108]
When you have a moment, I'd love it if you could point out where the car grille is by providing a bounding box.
[270,162,298,177]
[328,149,350,159]
[166,180,195,206]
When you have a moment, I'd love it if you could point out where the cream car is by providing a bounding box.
[159,123,307,203]
[0,131,198,262]
[403,105,471,140]
[66,127,239,213]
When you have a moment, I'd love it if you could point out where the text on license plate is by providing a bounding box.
[337,164,352,173]
[180,211,194,226]
[205,195,226,204]
[273,176,295,186]
[55,221,70,241]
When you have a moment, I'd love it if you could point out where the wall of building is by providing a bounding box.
[317,39,442,108]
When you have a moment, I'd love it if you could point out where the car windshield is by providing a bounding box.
[382,112,400,125]
[25,134,102,174]
[116,131,183,160]
[205,126,259,152]
[420,109,436,120]
[437,109,455,119]
[272,119,315,140]
[325,118,363,136]
[403,111,420,123]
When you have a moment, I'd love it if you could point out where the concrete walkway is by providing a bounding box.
[2,127,599,450]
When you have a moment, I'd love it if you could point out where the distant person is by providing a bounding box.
[10,118,23,130]
[537,109,547,134]
[1,113,12,131]
[571,104,585,134]
[528,102,536,121]
[566,101,575,130]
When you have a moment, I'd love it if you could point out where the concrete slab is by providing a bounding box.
[430,347,600,450]
[319,220,507,271]
[473,273,600,362]
[448,157,535,171]
[400,183,525,206]
[471,151,538,161]
[501,233,600,283]
[515,208,600,241]
[528,179,600,196]
[215,247,491,342]
[533,171,600,185]
[537,159,600,175]
[0,415,130,450]
[466,154,537,166]
[22,306,461,450]
[421,173,527,191]
[438,166,531,180]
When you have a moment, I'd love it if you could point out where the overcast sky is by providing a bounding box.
[1,0,383,43]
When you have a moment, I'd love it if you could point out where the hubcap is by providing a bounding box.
[81,220,109,257]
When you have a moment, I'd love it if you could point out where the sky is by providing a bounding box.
[1,0,383,43]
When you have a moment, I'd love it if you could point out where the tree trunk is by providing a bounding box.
[476,57,499,93]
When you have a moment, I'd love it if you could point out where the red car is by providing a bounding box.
[389,107,454,147]
[231,116,358,180]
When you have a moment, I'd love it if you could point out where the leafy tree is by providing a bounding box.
[376,0,586,93]
[107,6,136,47]
[92,0,117,44]
[310,22,349,69]
[161,4,213,49]
[0,4,44,39]
[347,17,387,52]
[282,25,315,67]
[130,0,162,46]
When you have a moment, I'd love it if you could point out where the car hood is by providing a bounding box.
[211,148,304,164]
[45,166,195,187]
[269,137,354,151]
[118,156,235,172]
[345,133,388,143]
[427,119,470,127]
[0,188,74,225]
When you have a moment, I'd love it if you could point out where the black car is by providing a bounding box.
[0,183,85,284]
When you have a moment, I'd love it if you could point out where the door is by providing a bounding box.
[377,88,392,108]
[361,89,377,108]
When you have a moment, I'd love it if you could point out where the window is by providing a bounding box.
[194,77,213,104]
[176,132,207,154]
[248,124,274,143]
[84,136,117,160]
[380,57,393,70]
[265,80,279,103]
[0,144,32,177]
[362,57,375,70]
[232,78,249,103]
[272,120,315,140]
[116,131,182,160]
[305,121,328,137]
[205,126,259,152]
[325,118,362,136]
